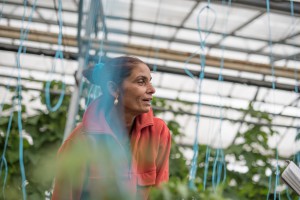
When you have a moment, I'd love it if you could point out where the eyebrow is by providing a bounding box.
[136,75,152,81]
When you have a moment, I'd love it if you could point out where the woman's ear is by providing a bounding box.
[107,81,119,98]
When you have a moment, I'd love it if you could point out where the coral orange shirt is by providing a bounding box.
[52,98,171,200]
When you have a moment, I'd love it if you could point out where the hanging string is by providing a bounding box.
[0,100,16,198]
[83,0,103,109]
[13,0,39,199]
[85,0,110,108]
[265,0,281,199]
[209,0,231,191]
[290,0,300,194]
[0,0,6,21]
[45,0,66,112]
[187,0,217,189]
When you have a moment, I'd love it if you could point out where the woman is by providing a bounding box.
[52,56,171,200]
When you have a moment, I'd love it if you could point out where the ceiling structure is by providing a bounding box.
[0,0,300,157]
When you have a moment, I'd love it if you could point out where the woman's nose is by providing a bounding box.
[147,84,156,94]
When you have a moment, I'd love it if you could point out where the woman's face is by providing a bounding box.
[120,63,156,116]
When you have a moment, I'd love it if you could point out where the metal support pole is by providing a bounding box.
[63,0,100,140]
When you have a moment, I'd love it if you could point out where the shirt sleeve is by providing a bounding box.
[155,120,171,186]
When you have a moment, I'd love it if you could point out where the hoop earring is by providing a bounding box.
[114,96,118,105]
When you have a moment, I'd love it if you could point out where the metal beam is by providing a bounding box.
[2,14,300,62]
[4,0,300,48]
[104,15,300,49]
[0,25,299,81]
[206,0,300,17]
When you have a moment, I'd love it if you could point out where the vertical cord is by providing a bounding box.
[211,0,231,191]
[0,0,6,21]
[83,0,101,109]
[15,0,38,199]
[45,0,66,112]
[188,1,216,189]
[0,101,15,198]
[265,0,280,199]
[286,1,297,199]
[85,0,109,108]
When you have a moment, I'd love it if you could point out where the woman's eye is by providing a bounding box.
[137,80,146,85]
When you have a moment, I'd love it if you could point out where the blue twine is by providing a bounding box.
[212,149,226,190]
[187,2,216,189]
[0,0,6,21]
[14,0,38,199]
[265,0,281,199]
[45,0,66,112]
[203,146,211,190]
[211,0,231,190]
[85,63,104,108]
[266,171,272,200]
[0,101,15,198]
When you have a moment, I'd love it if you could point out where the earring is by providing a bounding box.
[114,96,118,105]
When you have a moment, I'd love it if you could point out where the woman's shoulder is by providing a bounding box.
[58,123,85,154]
[152,117,170,134]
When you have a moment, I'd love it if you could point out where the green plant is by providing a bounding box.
[0,82,70,199]
[151,98,297,199]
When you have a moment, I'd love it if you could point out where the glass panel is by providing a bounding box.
[133,0,196,26]
[131,22,176,37]
[184,2,260,33]
[103,0,130,18]
[175,29,222,45]
[221,36,266,51]
[236,13,300,41]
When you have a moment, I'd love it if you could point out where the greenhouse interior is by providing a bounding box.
[0,0,300,199]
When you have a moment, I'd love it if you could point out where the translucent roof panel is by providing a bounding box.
[220,36,267,51]
[103,0,131,18]
[131,21,177,38]
[286,35,300,46]
[169,42,199,53]
[248,54,270,64]
[35,8,58,21]
[129,36,169,48]
[108,33,129,43]
[236,13,300,41]
[174,29,222,45]
[201,79,233,97]
[230,84,258,100]
[184,2,260,34]
[262,44,300,57]
[209,48,248,61]
[106,18,129,31]
[133,0,196,26]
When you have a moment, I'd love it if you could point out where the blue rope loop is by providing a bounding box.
[45,50,66,112]
[44,0,66,112]
[0,102,15,198]
[211,148,226,191]
[203,146,211,190]
[0,0,6,21]
[187,3,217,190]
[85,62,105,108]
[197,5,216,50]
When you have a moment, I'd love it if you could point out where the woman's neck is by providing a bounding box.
[108,106,136,135]
[124,112,136,134]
